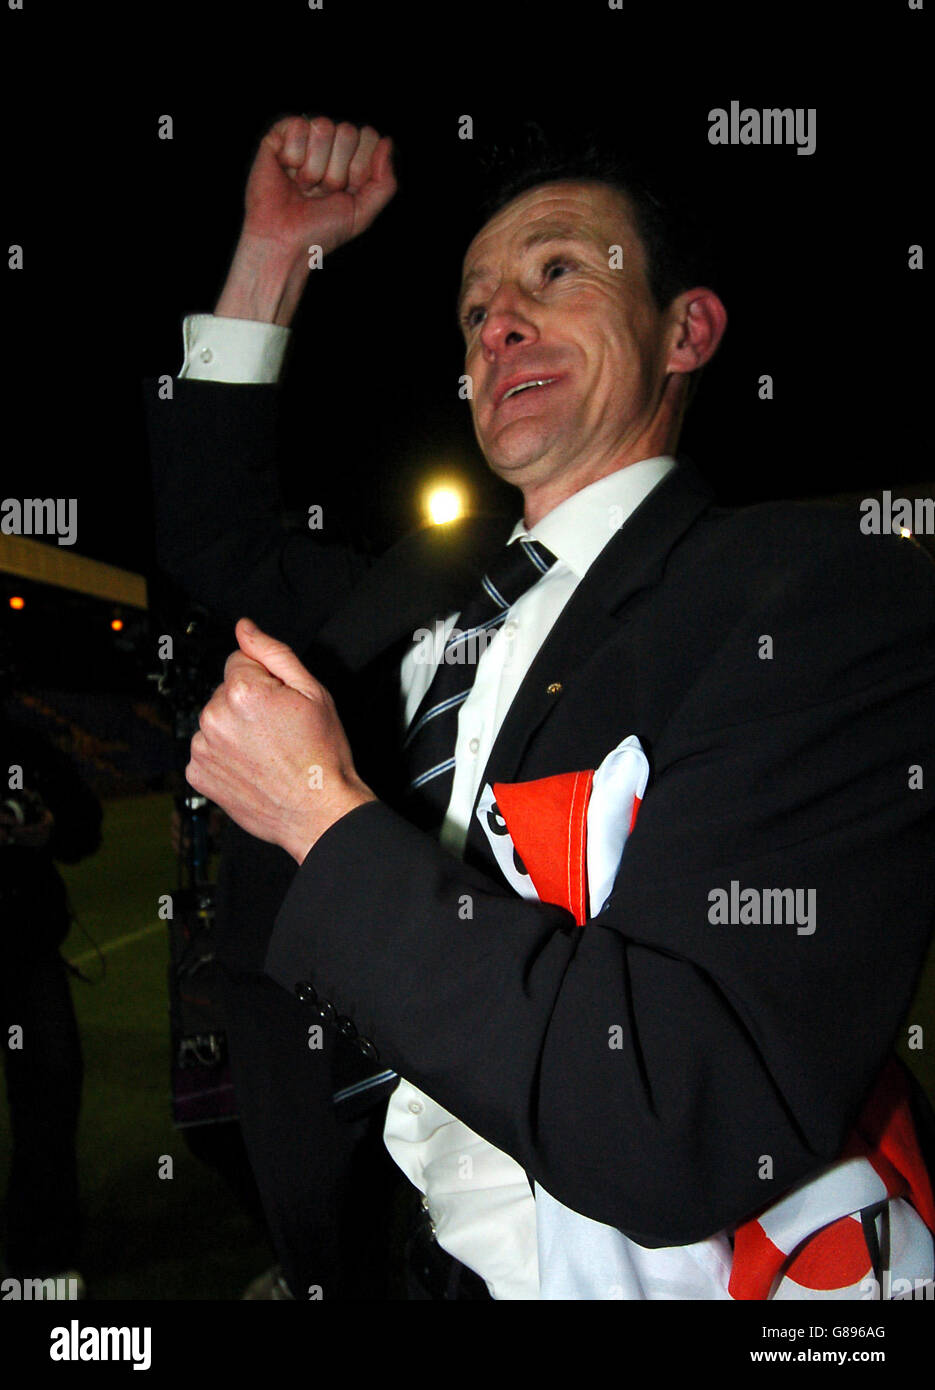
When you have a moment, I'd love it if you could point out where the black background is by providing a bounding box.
[4,0,931,577]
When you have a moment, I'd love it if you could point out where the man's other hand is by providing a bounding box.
[185,618,376,865]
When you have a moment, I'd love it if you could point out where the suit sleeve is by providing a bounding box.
[144,377,372,651]
[264,522,935,1246]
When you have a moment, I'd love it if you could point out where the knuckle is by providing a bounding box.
[227,674,254,705]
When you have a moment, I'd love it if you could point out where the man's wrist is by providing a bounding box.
[215,232,310,326]
[287,783,379,865]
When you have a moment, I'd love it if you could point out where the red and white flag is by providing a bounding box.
[477,736,935,1299]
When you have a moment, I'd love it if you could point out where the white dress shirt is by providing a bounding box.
[178,313,676,1298]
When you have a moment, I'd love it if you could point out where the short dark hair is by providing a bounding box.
[470,121,714,313]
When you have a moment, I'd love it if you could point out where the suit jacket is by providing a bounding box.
[148,378,935,1248]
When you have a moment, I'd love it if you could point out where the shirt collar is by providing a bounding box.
[507,455,678,579]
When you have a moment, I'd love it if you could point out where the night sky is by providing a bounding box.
[4,2,931,587]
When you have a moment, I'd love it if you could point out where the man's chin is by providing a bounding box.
[478,426,559,482]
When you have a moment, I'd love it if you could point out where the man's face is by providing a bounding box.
[459,181,676,504]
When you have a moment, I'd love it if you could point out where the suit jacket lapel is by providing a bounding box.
[462,460,714,872]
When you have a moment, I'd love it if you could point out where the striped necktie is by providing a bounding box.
[402,536,557,831]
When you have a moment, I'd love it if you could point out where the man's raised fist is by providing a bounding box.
[242,114,397,259]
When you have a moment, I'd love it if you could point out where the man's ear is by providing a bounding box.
[665,288,728,375]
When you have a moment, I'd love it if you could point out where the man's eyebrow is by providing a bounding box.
[457,223,591,318]
[521,222,590,252]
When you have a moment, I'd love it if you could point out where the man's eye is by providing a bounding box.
[461,260,571,331]
[543,257,573,281]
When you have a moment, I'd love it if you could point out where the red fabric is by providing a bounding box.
[729,1222,789,1301]
[784,1217,872,1291]
[843,1056,935,1234]
[493,770,593,927]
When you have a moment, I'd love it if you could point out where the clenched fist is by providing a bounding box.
[245,115,396,258]
[185,619,376,865]
[215,113,397,326]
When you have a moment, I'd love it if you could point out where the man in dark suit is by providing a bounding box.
[153,114,935,1298]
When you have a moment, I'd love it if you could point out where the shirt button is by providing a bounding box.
[408,1099,424,1115]
[199,347,213,363]
[503,620,518,637]
[468,737,480,754]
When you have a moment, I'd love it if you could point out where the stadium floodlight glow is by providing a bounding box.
[426,486,462,526]
[9,596,25,610]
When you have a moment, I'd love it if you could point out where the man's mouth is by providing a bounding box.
[495,376,561,409]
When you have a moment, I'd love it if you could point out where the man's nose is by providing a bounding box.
[479,286,539,358]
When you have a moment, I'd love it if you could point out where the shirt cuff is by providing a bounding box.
[179,313,290,383]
